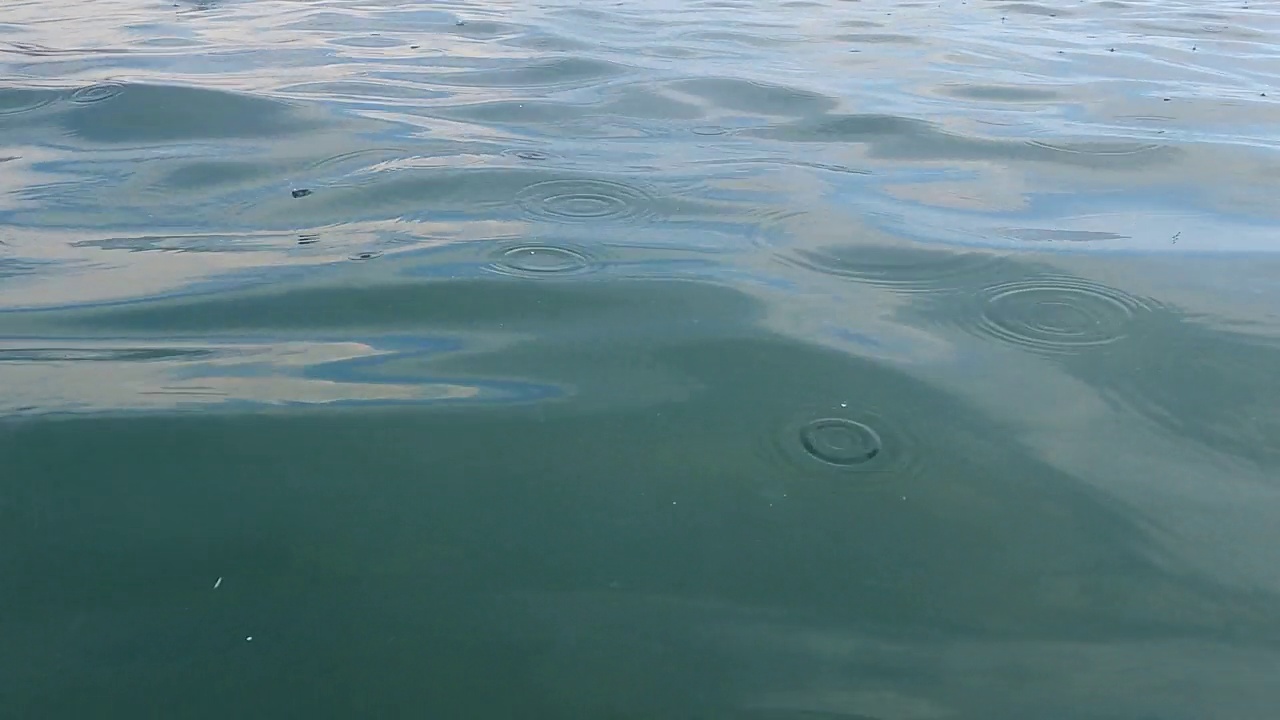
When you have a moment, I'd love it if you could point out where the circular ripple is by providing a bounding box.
[503,149,552,161]
[307,147,408,174]
[800,418,881,466]
[516,178,656,224]
[691,125,730,136]
[779,243,1006,294]
[70,82,125,104]
[762,403,921,486]
[348,250,383,261]
[486,242,599,279]
[970,275,1152,355]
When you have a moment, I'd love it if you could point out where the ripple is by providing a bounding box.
[485,242,600,279]
[348,250,383,261]
[0,88,58,116]
[70,82,124,104]
[516,178,656,224]
[800,418,882,466]
[306,147,409,174]
[762,402,922,485]
[778,243,1006,294]
[1025,139,1166,156]
[967,275,1154,355]
[502,148,555,162]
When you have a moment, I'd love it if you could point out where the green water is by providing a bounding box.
[3,0,1280,717]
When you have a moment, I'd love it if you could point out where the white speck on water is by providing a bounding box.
[839,402,848,408]
[246,636,253,641]
[214,577,222,589]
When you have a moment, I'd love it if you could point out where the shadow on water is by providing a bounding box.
[2,275,1277,718]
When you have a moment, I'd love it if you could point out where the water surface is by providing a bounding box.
[3,0,1280,717]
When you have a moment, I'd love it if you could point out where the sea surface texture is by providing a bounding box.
[3,0,1280,717]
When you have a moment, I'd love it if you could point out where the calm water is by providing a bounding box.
[3,0,1280,716]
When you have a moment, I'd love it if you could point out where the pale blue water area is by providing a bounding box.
[3,1,1280,717]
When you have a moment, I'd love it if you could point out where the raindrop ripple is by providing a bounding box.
[969,275,1154,355]
[763,402,922,483]
[70,82,125,104]
[516,178,657,224]
[486,242,599,279]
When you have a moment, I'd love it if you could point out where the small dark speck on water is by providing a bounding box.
[291,189,312,198]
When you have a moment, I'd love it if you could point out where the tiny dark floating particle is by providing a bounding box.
[410,45,420,49]
[455,20,466,26]
[291,188,313,198]
[349,251,382,261]
[297,235,319,245]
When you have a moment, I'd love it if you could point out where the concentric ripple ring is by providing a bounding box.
[516,178,656,224]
